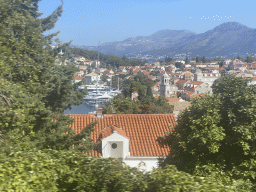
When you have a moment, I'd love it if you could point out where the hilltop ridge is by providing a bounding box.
[73,22,256,61]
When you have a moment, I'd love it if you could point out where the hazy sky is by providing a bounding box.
[39,0,256,46]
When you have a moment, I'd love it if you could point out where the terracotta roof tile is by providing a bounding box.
[251,77,256,81]
[187,81,203,85]
[176,79,188,85]
[68,114,176,157]
[100,125,128,140]
[190,93,207,99]
[73,76,85,80]
[166,97,180,103]
[184,90,194,96]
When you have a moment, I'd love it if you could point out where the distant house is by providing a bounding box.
[175,79,188,90]
[184,81,212,96]
[248,76,256,85]
[78,65,87,71]
[132,69,140,75]
[138,70,150,76]
[223,59,232,65]
[165,97,191,118]
[84,72,99,85]
[118,66,127,73]
[181,71,194,81]
[75,70,85,77]
[194,72,220,86]
[69,113,176,171]
[72,76,85,84]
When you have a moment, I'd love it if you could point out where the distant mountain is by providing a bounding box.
[73,22,256,61]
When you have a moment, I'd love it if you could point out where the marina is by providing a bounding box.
[69,43,121,113]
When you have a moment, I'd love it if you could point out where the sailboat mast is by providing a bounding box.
[97,41,100,84]
[110,76,112,91]
[95,41,100,109]
[118,77,119,91]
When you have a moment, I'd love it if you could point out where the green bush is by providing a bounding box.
[0,149,239,192]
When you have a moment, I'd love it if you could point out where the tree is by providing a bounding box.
[159,76,256,189]
[214,57,224,62]
[146,85,153,98]
[184,56,190,64]
[246,55,256,63]
[0,0,94,152]
[165,56,172,63]
[175,62,183,69]
[202,56,206,63]
[236,55,244,61]
[100,74,109,83]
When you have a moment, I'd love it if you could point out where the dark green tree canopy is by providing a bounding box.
[0,0,93,152]
[159,76,256,188]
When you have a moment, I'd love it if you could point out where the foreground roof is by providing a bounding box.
[68,114,176,157]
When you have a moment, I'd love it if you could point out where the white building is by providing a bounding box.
[70,113,176,172]
[84,72,100,85]
[194,72,220,86]
[160,73,172,97]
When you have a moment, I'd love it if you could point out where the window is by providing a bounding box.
[111,143,117,149]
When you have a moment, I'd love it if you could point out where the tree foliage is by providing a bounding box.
[0,149,238,191]
[64,47,146,68]
[159,76,256,190]
[0,0,94,152]
[103,74,173,114]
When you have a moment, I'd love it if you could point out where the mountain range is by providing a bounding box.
[72,22,256,61]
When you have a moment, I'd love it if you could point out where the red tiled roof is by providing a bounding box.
[250,77,256,81]
[133,69,140,74]
[69,114,176,157]
[176,79,187,85]
[184,90,194,96]
[142,70,150,75]
[100,125,128,140]
[73,76,85,80]
[187,81,203,86]
[190,93,206,99]
[166,97,180,103]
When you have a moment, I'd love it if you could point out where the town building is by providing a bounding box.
[72,76,85,84]
[181,81,212,100]
[159,73,171,97]
[84,72,100,85]
[69,113,176,171]
[194,72,220,86]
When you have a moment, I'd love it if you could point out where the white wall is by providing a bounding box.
[124,157,159,172]
[102,131,129,159]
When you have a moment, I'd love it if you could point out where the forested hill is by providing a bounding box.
[74,22,256,59]
[63,47,147,67]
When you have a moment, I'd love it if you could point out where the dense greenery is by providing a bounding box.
[195,56,211,63]
[0,148,239,191]
[159,76,256,190]
[0,0,252,191]
[103,74,173,114]
[63,47,147,68]
[0,0,93,152]
[103,95,174,114]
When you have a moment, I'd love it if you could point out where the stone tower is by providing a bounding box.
[160,73,171,97]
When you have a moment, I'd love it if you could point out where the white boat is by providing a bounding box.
[81,42,121,108]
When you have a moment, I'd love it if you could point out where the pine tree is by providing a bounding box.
[0,0,94,152]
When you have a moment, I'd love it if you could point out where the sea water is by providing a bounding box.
[63,101,97,114]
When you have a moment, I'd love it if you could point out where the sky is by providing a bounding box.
[39,0,256,46]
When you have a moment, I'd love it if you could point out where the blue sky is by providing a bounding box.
[39,0,256,46]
